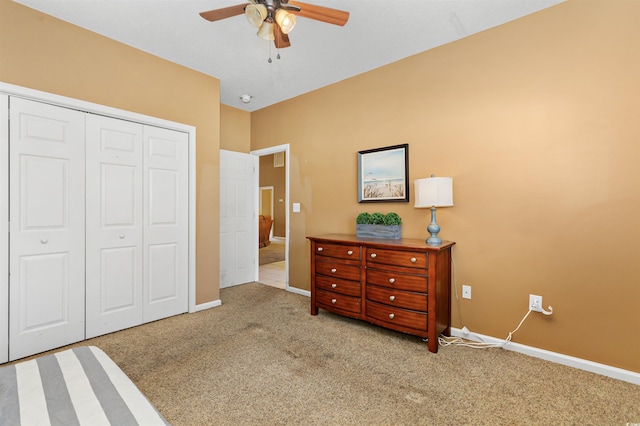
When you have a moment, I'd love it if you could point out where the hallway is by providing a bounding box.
[258,238,285,289]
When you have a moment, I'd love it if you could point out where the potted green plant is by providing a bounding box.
[356,212,402,239]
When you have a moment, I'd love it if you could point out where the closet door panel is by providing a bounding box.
[143,125,188,322]
[86,114,144,339]
[1,95,8,363]
[9,97,85,360]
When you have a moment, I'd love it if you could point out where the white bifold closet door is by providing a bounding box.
[1,95,9,364]
[141,124,189,324]
[9,98,86,360]
[85,115,144,338]
[85,114,188,338]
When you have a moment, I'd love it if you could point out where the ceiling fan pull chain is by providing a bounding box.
[268,43,272,63]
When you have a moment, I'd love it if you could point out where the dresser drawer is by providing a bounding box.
[365,247,427,269]
[316,260,361,281]
[366,284,427,312]
[316,275,361,297]
[366,268,427,293]
[314,242,361,260]
[366,301,427,331]
[316,289,361,314]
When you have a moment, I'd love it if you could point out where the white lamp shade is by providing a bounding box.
[257,20,275,40]
[275,9,296,34]
[245,4,267,28]
[414,177,453,208]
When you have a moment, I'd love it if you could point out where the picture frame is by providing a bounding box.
[357,143,409,203]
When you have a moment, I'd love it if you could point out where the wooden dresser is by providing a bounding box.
[307,234,455,353]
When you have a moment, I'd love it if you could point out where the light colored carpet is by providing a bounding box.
[13,283,640,425]
[259,239,285,265]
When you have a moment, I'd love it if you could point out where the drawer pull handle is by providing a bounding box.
[389,295,395,301]
[317,247,324,252]
[331,299,337,304]
[331,268,337,273]
[389,278,395,284]
[41,238,48,244]
[370,253,377,259]
[119,234,125,239]
[388,313,395,319]
[331,283,337,288]
[347,250,353,255]
[410,257,417,263]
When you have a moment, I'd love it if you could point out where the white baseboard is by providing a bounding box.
[286,286,310,298]
[450,327,640,386]
[194,299,222,312]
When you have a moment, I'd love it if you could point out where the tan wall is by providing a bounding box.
[251,0,640,373]
[0,0,221,304]
[220,104,251,152]
[259,155,287,237]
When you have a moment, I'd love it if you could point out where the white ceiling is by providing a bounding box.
[14,0,565,112]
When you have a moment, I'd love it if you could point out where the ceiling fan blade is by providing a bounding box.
[288,1,349,26]
[199,4,247,22]
[274,23,291,49]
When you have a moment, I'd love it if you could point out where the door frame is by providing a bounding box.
[250,144,290,290]
[0,82,198,314]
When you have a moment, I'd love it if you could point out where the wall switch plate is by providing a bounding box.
[292,203,300,213]
[462,285,471,299]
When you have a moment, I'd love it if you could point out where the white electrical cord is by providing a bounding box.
[438,308,533,349]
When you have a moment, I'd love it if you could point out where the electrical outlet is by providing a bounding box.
[529,294,543,312]
[462,285,471,299]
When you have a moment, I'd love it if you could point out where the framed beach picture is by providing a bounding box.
[357,144,409,203]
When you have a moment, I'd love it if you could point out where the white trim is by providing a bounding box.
[194,299,222,312]
[250,144,290,291]
[0,82,198,315]
[286,287,310,298]
[450,327,640,386]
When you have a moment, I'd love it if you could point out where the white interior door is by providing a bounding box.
[220,150,257,288]
[9,97,85,360]
[143,125,189,322]
[86,114,144,338]
[1,94,8,364]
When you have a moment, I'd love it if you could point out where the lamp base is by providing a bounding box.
[426,236,442,246]
[426,207,442,246]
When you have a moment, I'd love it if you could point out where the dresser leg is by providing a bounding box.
[428,337,438,353]
[311,305,318,315]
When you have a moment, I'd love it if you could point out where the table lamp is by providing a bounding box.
[414,175,453,245]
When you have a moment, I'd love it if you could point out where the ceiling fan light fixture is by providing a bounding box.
[257,20,275,41]
[245,3,267,28]
[275,9,296,34]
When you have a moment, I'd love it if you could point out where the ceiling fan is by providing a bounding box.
[199,0,349,49]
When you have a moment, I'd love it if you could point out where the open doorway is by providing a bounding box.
[251,145,289,290]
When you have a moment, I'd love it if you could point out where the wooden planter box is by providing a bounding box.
[356,224,402,239]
